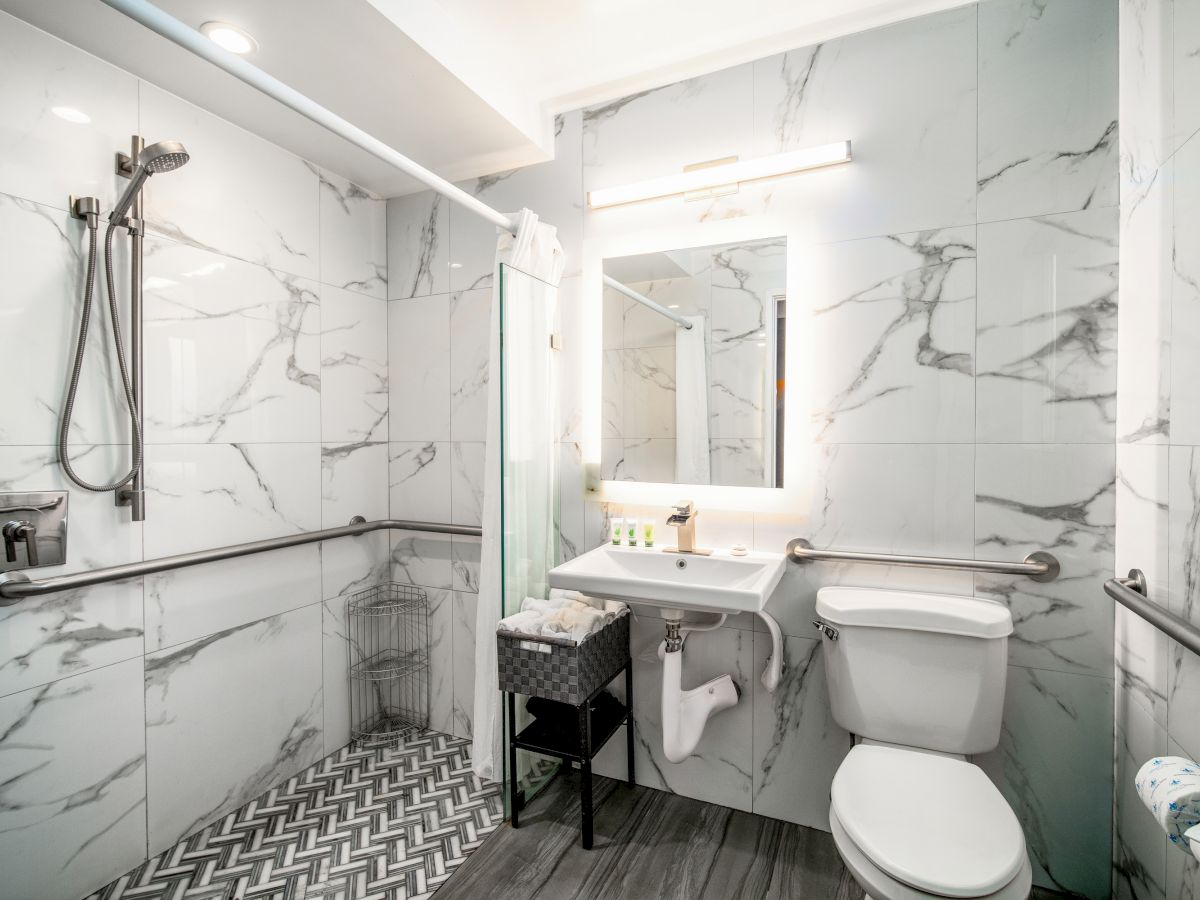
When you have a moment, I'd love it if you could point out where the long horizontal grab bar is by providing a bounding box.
[786,538,1060,582]
[0,518,481,603]
[1106,570,1200,659]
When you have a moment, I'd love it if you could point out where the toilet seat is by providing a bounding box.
[831,745,1028,898]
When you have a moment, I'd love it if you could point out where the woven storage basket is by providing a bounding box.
[497,608,630,705]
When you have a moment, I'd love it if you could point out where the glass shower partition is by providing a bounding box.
[497,262,561,812]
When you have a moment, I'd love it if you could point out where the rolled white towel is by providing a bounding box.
[1136,756,1200,847]
[497,609,544,637]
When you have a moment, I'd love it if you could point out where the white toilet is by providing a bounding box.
[815,586,1033,900]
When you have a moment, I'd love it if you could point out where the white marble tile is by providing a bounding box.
[450,441,485,528]
[751,6,977,243]
[619,438,675,484]
[1174,0,1200,156]
[144,545,320,654]
[319,532,392,606]
[424,588,456,737]
[754,443,976,638]
[593,620,754,811]
[451,536,481,594]
[977,666,1113,899]
[751,634,850,831]
[144,443,321,557]
[452,111,584,291]
[0,446,143,697]
[709,439,766,488]
[321,592,353,753]
[391,530,454,592]
[974,444,1116,677]
[601,349,624,440]
[143,238,320,444]
[449,288,491,442]
[140,84,319,280]
[622,347,675,440]
[977,0,1118,222]
[322,441,388,526]
[556,275,585,444]
[808,227,976,444]
[1119,0,1174,188]
[389,441,451,522]
[1115,443,1171,726]
[451,591,477,740]
[316,166,385,298]
[976,208,1119,443]
[1172,136,1200,444]
[320,285,388,443]
[709,339,767,442]
[145,605,324,854]
[0,658,146,900]
[387,192,448,299]
[0,193,133,445]
[1117,152,1172,444]
[555,441,587,563]
[0,11,137,213]
[709,239,784,345]
[1113,693,1168,900]
[1168,445,1200,760]
[388,293,451,442]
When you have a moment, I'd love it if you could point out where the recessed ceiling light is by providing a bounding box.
[200,21,258,55]
[450,262,463,269]
[52,106,91,124]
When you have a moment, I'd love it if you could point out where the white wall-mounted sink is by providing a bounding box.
[548,544,786,615]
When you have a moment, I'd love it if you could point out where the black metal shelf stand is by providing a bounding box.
[505,660,634,849]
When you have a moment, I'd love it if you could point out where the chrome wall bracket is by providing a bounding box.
[0,492,68,572]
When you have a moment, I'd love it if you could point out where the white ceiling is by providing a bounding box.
[1,0,971,198]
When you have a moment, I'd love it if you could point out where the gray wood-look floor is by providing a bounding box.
[436,771,862,900]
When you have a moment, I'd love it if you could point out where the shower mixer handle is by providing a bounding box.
[2,520,39,567]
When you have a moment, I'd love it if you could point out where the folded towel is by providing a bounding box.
[1136,756,1200,846]
[496,610,544,636]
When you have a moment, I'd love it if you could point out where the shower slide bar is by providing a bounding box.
[0,518,481,604]
[1105,570,1200,659]
[787,538,1061,582]
[98,0,519,234]
[602,275,694,329]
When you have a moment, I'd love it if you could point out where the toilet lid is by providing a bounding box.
[831,745,1026,898]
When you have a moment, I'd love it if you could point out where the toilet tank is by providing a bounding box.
[815,587,1012,755]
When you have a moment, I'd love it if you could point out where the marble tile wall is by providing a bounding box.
[384,2,1120,896]
[1113,1,1200,897]
[0,11,388,899]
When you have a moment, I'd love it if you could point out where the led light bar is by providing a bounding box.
[587,140,852,210]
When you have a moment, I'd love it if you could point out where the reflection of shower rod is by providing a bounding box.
[603,274,694,329]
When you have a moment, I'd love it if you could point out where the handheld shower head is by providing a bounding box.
[109,139,190,224]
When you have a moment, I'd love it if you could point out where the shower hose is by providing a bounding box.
[58,217,143,492]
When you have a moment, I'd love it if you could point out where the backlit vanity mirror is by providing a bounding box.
[601,236,786,488]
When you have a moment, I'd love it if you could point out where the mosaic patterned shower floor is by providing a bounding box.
[86,731,504,900]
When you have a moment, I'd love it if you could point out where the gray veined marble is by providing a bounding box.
[0,658,147,900]
[145,607,324,855]
[809,227,976,444]
[321,284,389,444]
[387,192,449,299]
[1168,446,1200,762]
[976,208,1119,443]
[977,0,1118,222]
[975,444,1116,678]
[143,239,321,444]
[314,165,387,299]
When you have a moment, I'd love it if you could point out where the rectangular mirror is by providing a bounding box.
[601,236,786,488]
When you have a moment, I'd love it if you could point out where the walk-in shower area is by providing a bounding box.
[5,0,1200,899]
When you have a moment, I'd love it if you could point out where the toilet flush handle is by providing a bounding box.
[813,620,839,641]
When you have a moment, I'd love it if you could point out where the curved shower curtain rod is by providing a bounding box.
[98,0,521,234]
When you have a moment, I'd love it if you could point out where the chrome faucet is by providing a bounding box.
[665,500,710,555]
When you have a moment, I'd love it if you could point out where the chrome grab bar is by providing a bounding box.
[1106,569,1200,659]
[0,517,481,604]
[786,538,1060,582]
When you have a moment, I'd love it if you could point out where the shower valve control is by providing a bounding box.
[0,492,67,572]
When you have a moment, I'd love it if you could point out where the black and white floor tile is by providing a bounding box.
[86,731,502,900]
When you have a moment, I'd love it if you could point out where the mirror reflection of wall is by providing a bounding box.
[601,236,786,488]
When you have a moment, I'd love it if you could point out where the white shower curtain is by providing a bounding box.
[675,314,710,484]
[472,208,565,781]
